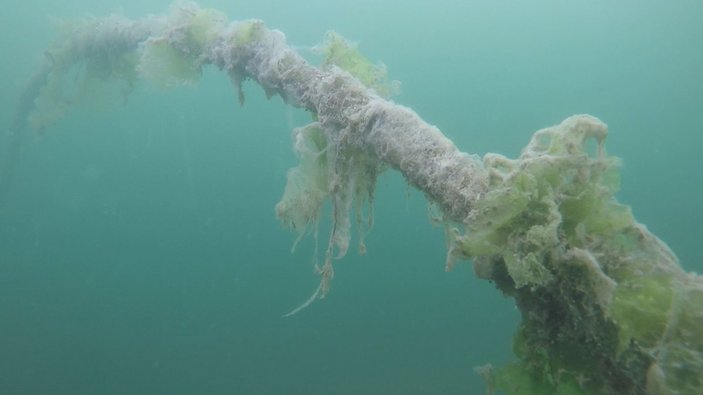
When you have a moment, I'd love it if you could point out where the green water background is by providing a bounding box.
[1,1,701,394]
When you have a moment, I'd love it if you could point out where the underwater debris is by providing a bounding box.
[10,3,702,393]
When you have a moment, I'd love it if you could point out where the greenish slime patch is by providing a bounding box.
[455,117,703,394]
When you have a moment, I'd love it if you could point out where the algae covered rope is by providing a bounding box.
[10,3,703,394]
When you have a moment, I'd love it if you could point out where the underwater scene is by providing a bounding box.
[1,1,702,394]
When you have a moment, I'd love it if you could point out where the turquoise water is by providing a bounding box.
[1,1,701,394]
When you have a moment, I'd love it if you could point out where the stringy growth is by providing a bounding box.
[275,33,397,315]
[277,121,381,316]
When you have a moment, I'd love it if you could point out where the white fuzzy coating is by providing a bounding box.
[209,25,488,221]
